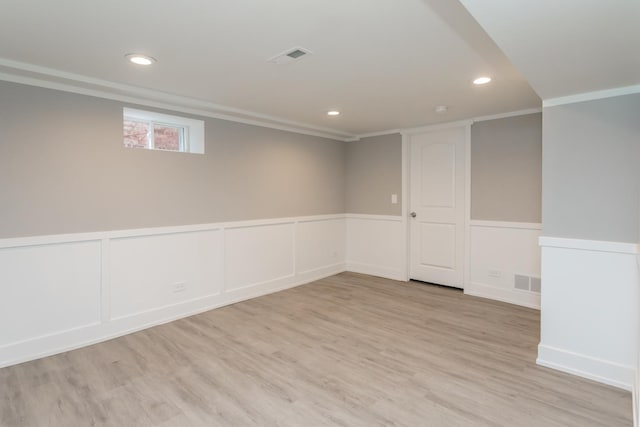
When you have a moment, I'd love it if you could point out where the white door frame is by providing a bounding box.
[400,120,472,288]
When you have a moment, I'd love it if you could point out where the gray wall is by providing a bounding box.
[471,113,542,223]
[0,81,345,238]
[542,93,640,243]
[346,133,402,215]
[344,119,542,220]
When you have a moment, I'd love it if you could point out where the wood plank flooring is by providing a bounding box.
[0,272,632,426]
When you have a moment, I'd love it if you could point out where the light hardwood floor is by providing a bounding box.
[0,272,632,426]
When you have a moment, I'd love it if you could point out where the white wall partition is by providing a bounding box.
[466,221,541,308]
[345,214,406,281]
[0,215,346,369]
[538,237,639,390]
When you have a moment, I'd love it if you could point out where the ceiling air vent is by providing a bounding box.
[268,47,313,65]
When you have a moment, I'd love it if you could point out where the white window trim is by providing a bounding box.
[123,108,205,154]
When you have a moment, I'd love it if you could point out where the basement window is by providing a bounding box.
[123,108,205,154]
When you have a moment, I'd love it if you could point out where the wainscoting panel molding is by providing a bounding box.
[296,218,346,276]
[0,215,346,369]
[538,237,639,390]
[466,221,541,308]
[345,214,406,281]
[225,223,295,292]
[110,230,224,320]
[0,241,102,347]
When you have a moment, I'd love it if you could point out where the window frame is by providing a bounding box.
[123,108,205,154]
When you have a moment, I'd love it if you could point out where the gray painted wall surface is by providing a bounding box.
[471,113,542,223]
[0,81,345,238]
[346,133,402,215]
[542,93,640,243]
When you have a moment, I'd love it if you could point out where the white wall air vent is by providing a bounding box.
[268,47,313,65]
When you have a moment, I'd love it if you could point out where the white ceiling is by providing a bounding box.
[0,0,542,138]
[459,0,640,101]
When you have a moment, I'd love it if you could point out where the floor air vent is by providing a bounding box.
[514,274,541,293]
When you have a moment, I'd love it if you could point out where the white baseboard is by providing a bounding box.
[223,263,346,302]
[465,281,540,309]
[345,261,405,281]
[537,344,634,391]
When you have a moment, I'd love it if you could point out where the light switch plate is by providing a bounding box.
[391,194,398,204]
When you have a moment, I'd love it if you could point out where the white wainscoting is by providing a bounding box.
[345,214,406,281]
[0,215,346,369]
[110,230,223,320]
[538,236,639,390]
[225,223,295,292]
[0,241,102,345]
[465,220,542,309]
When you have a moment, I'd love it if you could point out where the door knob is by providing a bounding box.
[410,212,417,218]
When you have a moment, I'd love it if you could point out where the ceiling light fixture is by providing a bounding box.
[125,53,156,66]
[327,110,340,116]
[473,76,492,85]
[435,105,448,114]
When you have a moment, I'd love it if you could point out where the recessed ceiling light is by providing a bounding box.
[435,105,448,114]
[327,111,340,116]
[473,76,492,85]
[125,53,156,66]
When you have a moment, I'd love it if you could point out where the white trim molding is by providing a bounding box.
[472,108,542,123]
[352,129,402,141]
[543,84,640,108]
[0,58,355,142]
[539,236,639,254]
[351,108,542,142]
[0,58,549,143]
[0,214,345,249]
[464,124,472,290]
[537,345,634,391]
[470,220,542,230]
[465,282,540,310]
[401,133,410,281]
[400,119,474,136]
[344,213,403,222]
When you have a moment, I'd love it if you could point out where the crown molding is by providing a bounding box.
[0,58,356,142]
[472,107,542,122]
[400,119,473,135]
[354,107,542,140]
[543,84,640,108]
[351,129,402,141]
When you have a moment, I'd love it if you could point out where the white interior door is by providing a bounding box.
[409,126,466,288]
